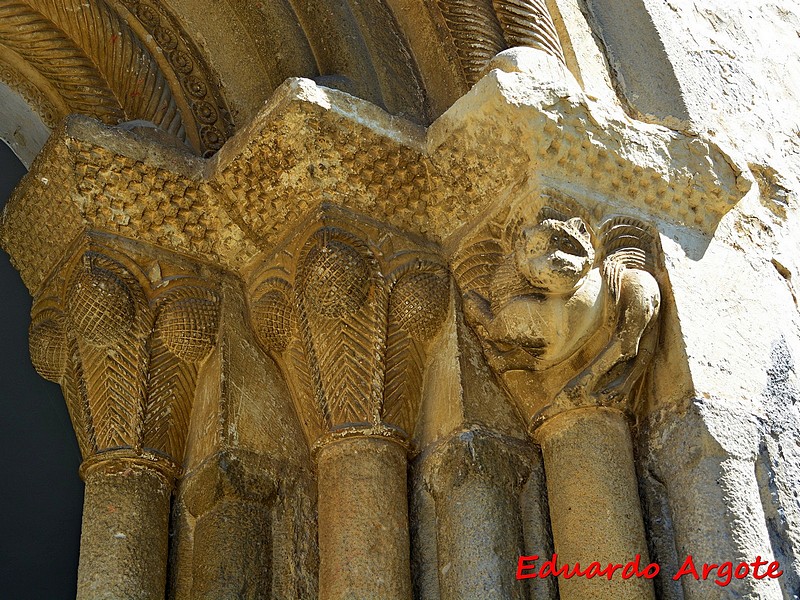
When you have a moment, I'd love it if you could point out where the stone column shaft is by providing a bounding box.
[191,499,272,599]
[182,450,279,600]
[77,460,172,600]
[426,431,529,600]
[317,436,412,600]
[536,407,654,600]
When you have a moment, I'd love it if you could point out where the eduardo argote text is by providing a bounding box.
[517,554,783,587]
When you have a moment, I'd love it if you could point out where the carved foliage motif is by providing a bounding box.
[296,228,386,426]
[117,0,234,153]
[0,60,62,128]
[29,243,220,467]
[69,253,150,450]
[144,283,219,460]
[249,219,451,446]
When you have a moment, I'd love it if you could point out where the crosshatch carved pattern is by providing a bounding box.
[28,242,221,467]
[0,76,746,297]
[247,216,451,447]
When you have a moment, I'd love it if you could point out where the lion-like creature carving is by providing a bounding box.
[453,204,661,423]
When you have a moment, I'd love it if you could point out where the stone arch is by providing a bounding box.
[0,0,582,161]
[0,0,234,158]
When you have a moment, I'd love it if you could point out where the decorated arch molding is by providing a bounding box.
[0,0,234,158]
[0,0,578,165]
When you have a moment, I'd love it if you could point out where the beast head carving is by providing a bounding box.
[514,217,594,294]
[452,203,661,426]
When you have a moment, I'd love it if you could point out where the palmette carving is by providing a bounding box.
[453,199,661,428]
[144,283,220,459]
[70,253,150,450]
[248,215,450,448]
[29,243,220,472]
[297,228,386,427]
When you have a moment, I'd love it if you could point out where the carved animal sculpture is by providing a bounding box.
[455,209,661,415]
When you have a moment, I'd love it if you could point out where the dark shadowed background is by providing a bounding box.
[0,142,82,599]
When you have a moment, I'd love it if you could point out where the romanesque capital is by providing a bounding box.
[452,196,662,432]
[246,207,451,452]
[29,236,221,478]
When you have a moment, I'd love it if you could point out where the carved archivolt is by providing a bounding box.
[435,0,565,83]
[0,0,232,154]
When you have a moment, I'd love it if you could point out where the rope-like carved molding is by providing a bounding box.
[491,0,564,61]
[0,2,124,124]
[23,0,184,136]
[433,0,565,85]
[434,0,506,85]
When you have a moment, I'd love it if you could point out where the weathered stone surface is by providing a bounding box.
[2,1,800,599]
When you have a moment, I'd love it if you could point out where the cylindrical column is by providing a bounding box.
[535,407,654,600]
[317,436,412,600]
[77,458,173,600]
[425,431,528,600]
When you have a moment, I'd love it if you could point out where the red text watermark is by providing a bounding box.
[516,554,783,587]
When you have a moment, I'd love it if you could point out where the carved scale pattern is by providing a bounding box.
[0,136,84,292]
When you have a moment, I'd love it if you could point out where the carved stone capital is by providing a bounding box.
[29,236,221,473]
[247,208,451,451]
[451,196,662,432]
